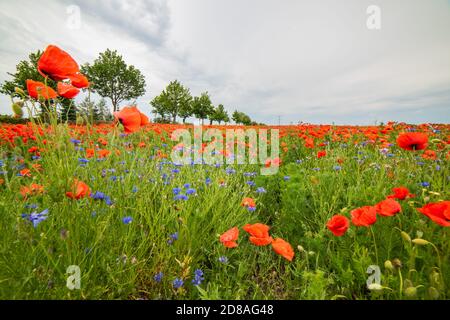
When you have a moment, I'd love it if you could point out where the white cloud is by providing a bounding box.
[0,0,449,124]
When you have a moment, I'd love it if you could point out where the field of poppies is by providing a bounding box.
[0,45,449,300]
[0,118,449,300]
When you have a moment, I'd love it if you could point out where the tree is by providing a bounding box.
[163,80,192,123]
[81,49,146,112]
[232,110,241,124]
[0,50,67,119]
[150,94,170,122]
[60,99,77,122]
[192,92,214,125]
[97,98,113,121]
[209,104,229,125]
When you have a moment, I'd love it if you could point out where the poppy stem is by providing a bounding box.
[370,226,379,265]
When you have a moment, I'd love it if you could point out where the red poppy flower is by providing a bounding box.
[417,201,450,227]
[68,73,89,88]
[351,206,377,227]
[265,157,281,168]
[326,214,349,236]
[19,168,31,177]
[219,227,239,248]
[241,197,256,209]
[243,223,273,246]
[97,149,111,158]
[272,238,294,261]
[26,79,58,100]
[114,106,149,133]
[57,82,80,99]
[396,132,428,151]
[317,150,326,158]
[66,179,90,199]
[20,183,44,199]
[38,45,80,81]
[375,198,401,217]
[387,186,415,200]
[422,150,437,160]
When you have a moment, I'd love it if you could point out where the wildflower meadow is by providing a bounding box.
[0,44,449,301]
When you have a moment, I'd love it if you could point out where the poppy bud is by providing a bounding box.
[404,286,417,297]
[367,283,383,292]
[412,238,429,246]
[12,103,24,118]
[392,258,402,269]
[14,87,25,95]
[430,270,440,286]
[428,287,439,299]
[297,245,305,253]
[384,260,394,272]
[400,231,411,243]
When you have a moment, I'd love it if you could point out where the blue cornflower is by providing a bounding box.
[333,165,342,171]
[313,167,321,171]
[256,187,266,194]
[247,206,256,212]
[24,203,38,209]
[226,168,236,175]
[154,272,163,283]
[205,177,211,185]
[421,182,430,187]
[174,194,188,201]
[132,186,138,193]
[283,176,290,181]
[192,269,204,286]
[173,278,184,289]
[218,256,228,264]
[296,159,303,164]
[172,168,180,174]
[173,187,182,195]
[90,191,106,200]
[183,183,191,189]
[122,216,133,224]
[22,209,49,228]
[186,188,196,195]
[436,165,441,171]
[70,138,81,145]
[246,181,256,187]
[167,232,179,245]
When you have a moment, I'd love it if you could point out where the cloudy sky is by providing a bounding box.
[0,0,449,124]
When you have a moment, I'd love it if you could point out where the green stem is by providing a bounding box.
[370,226,379,265]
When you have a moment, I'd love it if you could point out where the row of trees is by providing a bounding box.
[150,80,258,125]
[1,48,261,125]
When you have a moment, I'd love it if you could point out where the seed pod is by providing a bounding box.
[400,231,411,243]
[412,238,429,246]
[384,260,394,272]
[367,283,383,292]
[14,87,25,95]
[428,287,439,299]
[392,258,402,269]
[12,103,24,118]
[404,286,417,297]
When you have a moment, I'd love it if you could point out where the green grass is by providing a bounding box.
[0,122,448,300]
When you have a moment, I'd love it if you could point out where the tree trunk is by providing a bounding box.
[112,99,117,112]
[209,119,213,125]
[172,114,177,123]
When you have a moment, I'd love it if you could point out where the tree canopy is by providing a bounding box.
[81,49,146,112]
